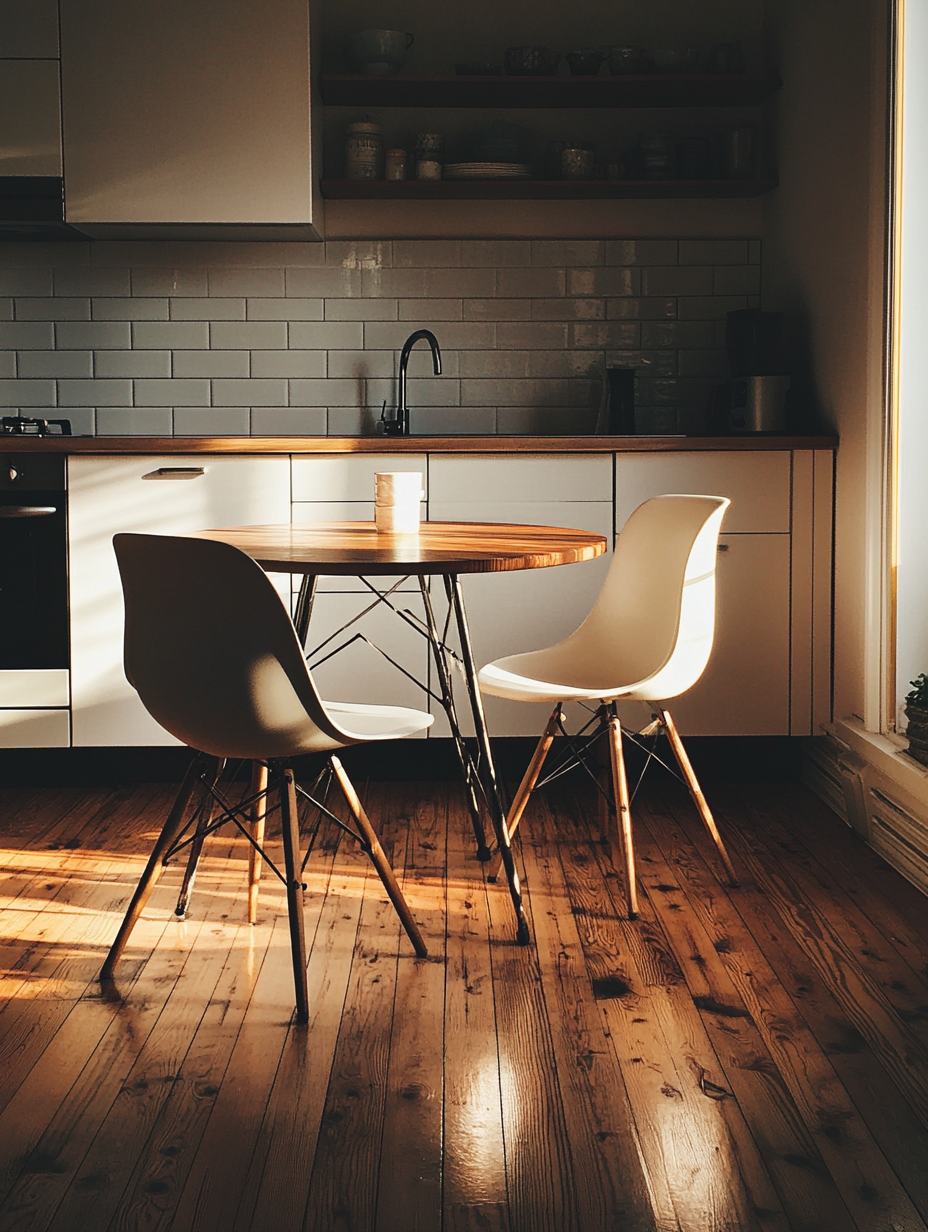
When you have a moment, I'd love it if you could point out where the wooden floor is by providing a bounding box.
[3,772,928,1232]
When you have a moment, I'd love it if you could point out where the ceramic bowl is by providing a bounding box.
[346,29,414,76]
[504,46,560,76]
[565,49,604,76]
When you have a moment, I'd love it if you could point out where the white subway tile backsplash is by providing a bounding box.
[59,321,131,349]
[208,268,285,297]
[605,240,678,265]
[0,379,56,405]
[135,378,210,406]
[54,268,130,297]
[289,321,363,350]
[212,378,287,406]
[93,297,168,320]
[171,298,246,321]
[393,240,462,268]
[286,267,362,298]
[398,299,462,321]
[497,268,564,298]
[252,406,327,435]
[325,298,398,321]
[0,270,52,295]
[131,268,209,297]
[133,321,208,349]
[210,321,286,349]
[58,379,132,406]
[568,268,638,298]
[497,323,569,350]
[247,298,324,321]
[606,298,676,320]
[0,322,54,349]
[641,266,714,297]
[326,350,396,380]
[174,407,250,435]
[250,350,326,378]
[0,235,759,437]
[461,241,532,268]
[96,407,173,435]
[290,378,361,406]
[531,240,604,267]
[462,299,531,321]
[95,350,172,378]
[531,298,605,321]
[17,298,90,321]
[18,351,92,378]
[173,351,250,378]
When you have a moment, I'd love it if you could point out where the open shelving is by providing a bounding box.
[321,177,777,201]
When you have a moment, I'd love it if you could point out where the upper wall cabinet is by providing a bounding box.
[59,0,323,238]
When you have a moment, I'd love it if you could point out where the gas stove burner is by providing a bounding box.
[1,415,72,436]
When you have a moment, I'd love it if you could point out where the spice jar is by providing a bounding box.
[345,118,384,180]
[385,148,408,180]
[640,132,675,179]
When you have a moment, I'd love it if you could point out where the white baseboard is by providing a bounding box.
[803,717,928,897]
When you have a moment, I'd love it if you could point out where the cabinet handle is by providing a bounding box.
[717,543,729,551]
[144,467,206,480]
[0,505,57,518]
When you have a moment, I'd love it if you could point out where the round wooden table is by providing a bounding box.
[190,520,608,945]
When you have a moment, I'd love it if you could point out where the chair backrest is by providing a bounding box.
[553,494,729,700]
[114,533,350,758]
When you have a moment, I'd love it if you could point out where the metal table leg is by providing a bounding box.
[447,574,531,946]
[418,576,491,860]
[294,574,318,648]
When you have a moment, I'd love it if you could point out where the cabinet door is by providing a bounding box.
[59,0,318,230]
[0,61,61,176]
[663,533,791,736]
[69,456,290,747]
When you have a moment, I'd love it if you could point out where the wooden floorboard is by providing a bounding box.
[4,776,928,1230]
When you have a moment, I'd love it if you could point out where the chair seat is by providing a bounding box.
[324,700,434,741]
[478,656,646,704]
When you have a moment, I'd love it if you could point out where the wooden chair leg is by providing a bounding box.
[607,707,639,919]
[247,761,268,925]
[100,754,205,982]
[279,764,309,1024]
[174,757,225,920]
[659,708,739,887]
[330,755,428,958]
[487,704,561,881]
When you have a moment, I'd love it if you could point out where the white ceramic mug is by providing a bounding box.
[374,471,424,533]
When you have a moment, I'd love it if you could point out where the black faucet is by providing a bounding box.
[383,329,442,436]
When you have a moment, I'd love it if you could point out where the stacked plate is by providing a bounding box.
[443,162,533,180]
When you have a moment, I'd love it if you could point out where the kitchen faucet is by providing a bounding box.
[382,329,442,436]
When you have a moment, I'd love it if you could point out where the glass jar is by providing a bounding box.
[385,148,408,180]
[640,132,675,179]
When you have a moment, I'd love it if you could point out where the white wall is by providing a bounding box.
[762,0,889,725]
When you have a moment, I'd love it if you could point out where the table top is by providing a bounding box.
[190,520,608,576]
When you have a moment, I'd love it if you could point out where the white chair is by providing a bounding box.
[100,533,432,1022]
[478,494,739,918]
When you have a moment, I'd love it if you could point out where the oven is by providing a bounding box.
[0,452,68,673]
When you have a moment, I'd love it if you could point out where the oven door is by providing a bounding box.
[0,489,68,670]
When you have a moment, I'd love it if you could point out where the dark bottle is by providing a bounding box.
[607,367,636,434]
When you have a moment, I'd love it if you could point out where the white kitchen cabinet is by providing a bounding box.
[0,2,59,57]
[59,0,322,236]
[428,455,614,737]
[68,456,290,746]
[0,708,69,748]
[0,61,61,176]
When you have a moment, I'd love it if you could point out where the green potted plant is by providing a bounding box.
[905,674,928,767]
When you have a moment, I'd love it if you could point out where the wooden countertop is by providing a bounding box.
[0,434,838,455]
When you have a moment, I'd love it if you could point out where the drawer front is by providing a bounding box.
[0,669,69,708]
[0,708,69,747]
[292,455,428,502]
[614,452,791,534]
[429,455,612,504]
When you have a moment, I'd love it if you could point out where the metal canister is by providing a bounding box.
[345,119,384,179]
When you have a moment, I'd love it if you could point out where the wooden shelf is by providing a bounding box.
[322,177,777,201]
[321,72,782,110]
